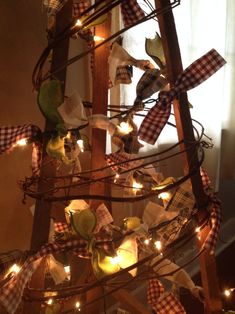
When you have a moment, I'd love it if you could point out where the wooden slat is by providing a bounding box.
[155,1,222,313]
[22,2,73,313]
[85,11,112,314]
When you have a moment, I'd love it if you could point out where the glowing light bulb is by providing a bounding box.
[154,240,162,251]
[117,121,133,135]
[144,238,150,245]
[75,301,81,310]
[47,298,53,305]
[158,191,171,200]
[114,173,120,183]
[132,179,143,191]
[64,265,71,280]
[224,289,231,297]
[110,255,121,265]
[75,19,82,27]
[195,227,200,233]
[16,138,27,146]
[77,139,84,152]
[5,263,21,277]
[93,35,105,42]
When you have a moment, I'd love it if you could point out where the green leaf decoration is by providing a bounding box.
[70,209,97,240]
[38,79,64,126]
[46,135,73,164]
[92,248,120,279]
[124,217,141,230]
[145,33,166,69]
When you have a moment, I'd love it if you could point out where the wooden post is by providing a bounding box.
[155,1,222,313]
[23,2,72,313]
[85,11,112,314]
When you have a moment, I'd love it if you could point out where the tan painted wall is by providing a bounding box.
[0,1,91,253]
[0,1,46,251]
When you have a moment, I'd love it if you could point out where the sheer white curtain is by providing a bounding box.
[121,0,235,187]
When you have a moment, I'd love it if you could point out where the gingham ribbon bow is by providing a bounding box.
[138,49,226,144]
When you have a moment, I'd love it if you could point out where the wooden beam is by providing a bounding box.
[23,2,72,313]
[85,11,112,314]
[155,1,222,313]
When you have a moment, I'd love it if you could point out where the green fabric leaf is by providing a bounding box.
[46,135,72,164]
[38,79,64,125]
[92,248,120,279]
[70,209,97,240]
[145,33,166,69]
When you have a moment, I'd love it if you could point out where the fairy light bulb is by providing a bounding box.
[114,173,120,183]
[5,263,21,277]
[47,298,53,305]
[110,255,121,265]
[93,35,105,42]
[16,138,27,146]
[132,179,143,191]
[64,265,71,280]
[75,301,81,311]
[117,121,133,135]
[77,139,84,152]
[195,226,201,240]
[75,19,82,27]
[154,240,162,251]
[158,191,171,200]
[224,289,231,297]
[224,288,235,297]
[144,238,150,245]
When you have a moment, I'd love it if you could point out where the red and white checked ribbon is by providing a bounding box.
[121,0,145,27]
[138,49,226,144]
[0,125,42,174]
[54,221,70,233]
[147,279,186,314]
[94,203,113,233]
[0,239,87,314]
[72,0,91,17]
[105,151,142,172]
[200,168,222,254]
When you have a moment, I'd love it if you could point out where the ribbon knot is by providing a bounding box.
[158,89,177,106]
[138,49,226,144]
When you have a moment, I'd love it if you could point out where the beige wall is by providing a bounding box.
[0,1,47,251]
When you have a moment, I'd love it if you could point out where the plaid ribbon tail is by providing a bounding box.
[147,279,186,313]
[202,197,222,254]
[121,0,145,27]
[200,168,222,254]
[138,101,171,144]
